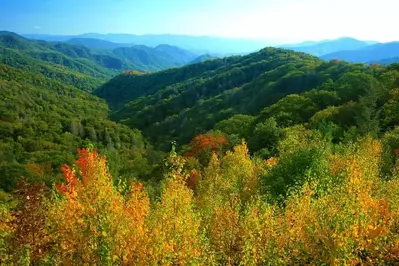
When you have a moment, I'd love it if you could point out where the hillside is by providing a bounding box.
[66,38,199,71]
[112,44,197,72]
[281,37,373,56]
[321,42,399,63]
[0,63,163,192]
[97,47,387,149]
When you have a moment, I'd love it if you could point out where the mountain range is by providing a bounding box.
[321,42,399,63]
[22,32,399,65]
[23,33,274,55]
[280,37,377,56]
[0,31,204,87]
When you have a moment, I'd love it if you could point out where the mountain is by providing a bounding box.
[96,47,386,150]
[1,32,205,87]
[282,37,374,56]
[112,44,197,72]
[23,33,274,55]
[66,38,200,71]
[321,42,399,63]
[280,39,330,48]
[0,31,126,72]
[0,31,120,91]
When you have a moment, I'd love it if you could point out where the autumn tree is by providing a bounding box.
[196,141,261,264]
[184,133,229,166]
[47,149,141,264]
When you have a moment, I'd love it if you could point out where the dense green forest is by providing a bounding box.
[2,32,399,264]
[0,63,164,193]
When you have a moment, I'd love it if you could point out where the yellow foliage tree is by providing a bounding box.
[148,149,204,265]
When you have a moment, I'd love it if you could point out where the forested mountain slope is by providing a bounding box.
[97,47,397,150]
[112,44,197,72]
[0,63,162,192]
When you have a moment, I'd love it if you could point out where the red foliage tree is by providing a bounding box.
[55,148,97,196]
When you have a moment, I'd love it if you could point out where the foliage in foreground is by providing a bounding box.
[1,135,399,265]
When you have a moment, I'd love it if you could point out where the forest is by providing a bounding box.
[1,31,399,265]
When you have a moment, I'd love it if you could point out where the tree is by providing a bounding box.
[184,133,229,166]
[214,114,255,140]
[48,149,133,264]
[149,149,204,264]
[248,117,280,155]
[258,94,317,127]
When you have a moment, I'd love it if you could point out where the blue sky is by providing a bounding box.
[1,0,397,43]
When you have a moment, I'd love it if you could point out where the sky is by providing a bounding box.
[0,0,398,43]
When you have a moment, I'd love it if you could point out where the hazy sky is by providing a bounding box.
[1,0,397,43]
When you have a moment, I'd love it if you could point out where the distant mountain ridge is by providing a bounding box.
[22,33,274,55]
[282,37,399,65]
[0,31,118,91]
[321,42,399,63]
[281,37,375,56]
[369,57,399,65]
[190,54,216,64]
[1,32,202,78]
[112,44,197,71]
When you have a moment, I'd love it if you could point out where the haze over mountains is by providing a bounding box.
[321,42,399,63]
[19,32,399,66]
[280,37,374,56]
[23,33,274,55]
[0,31,203,78]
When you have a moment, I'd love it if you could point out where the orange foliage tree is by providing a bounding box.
[184,133,229,166]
